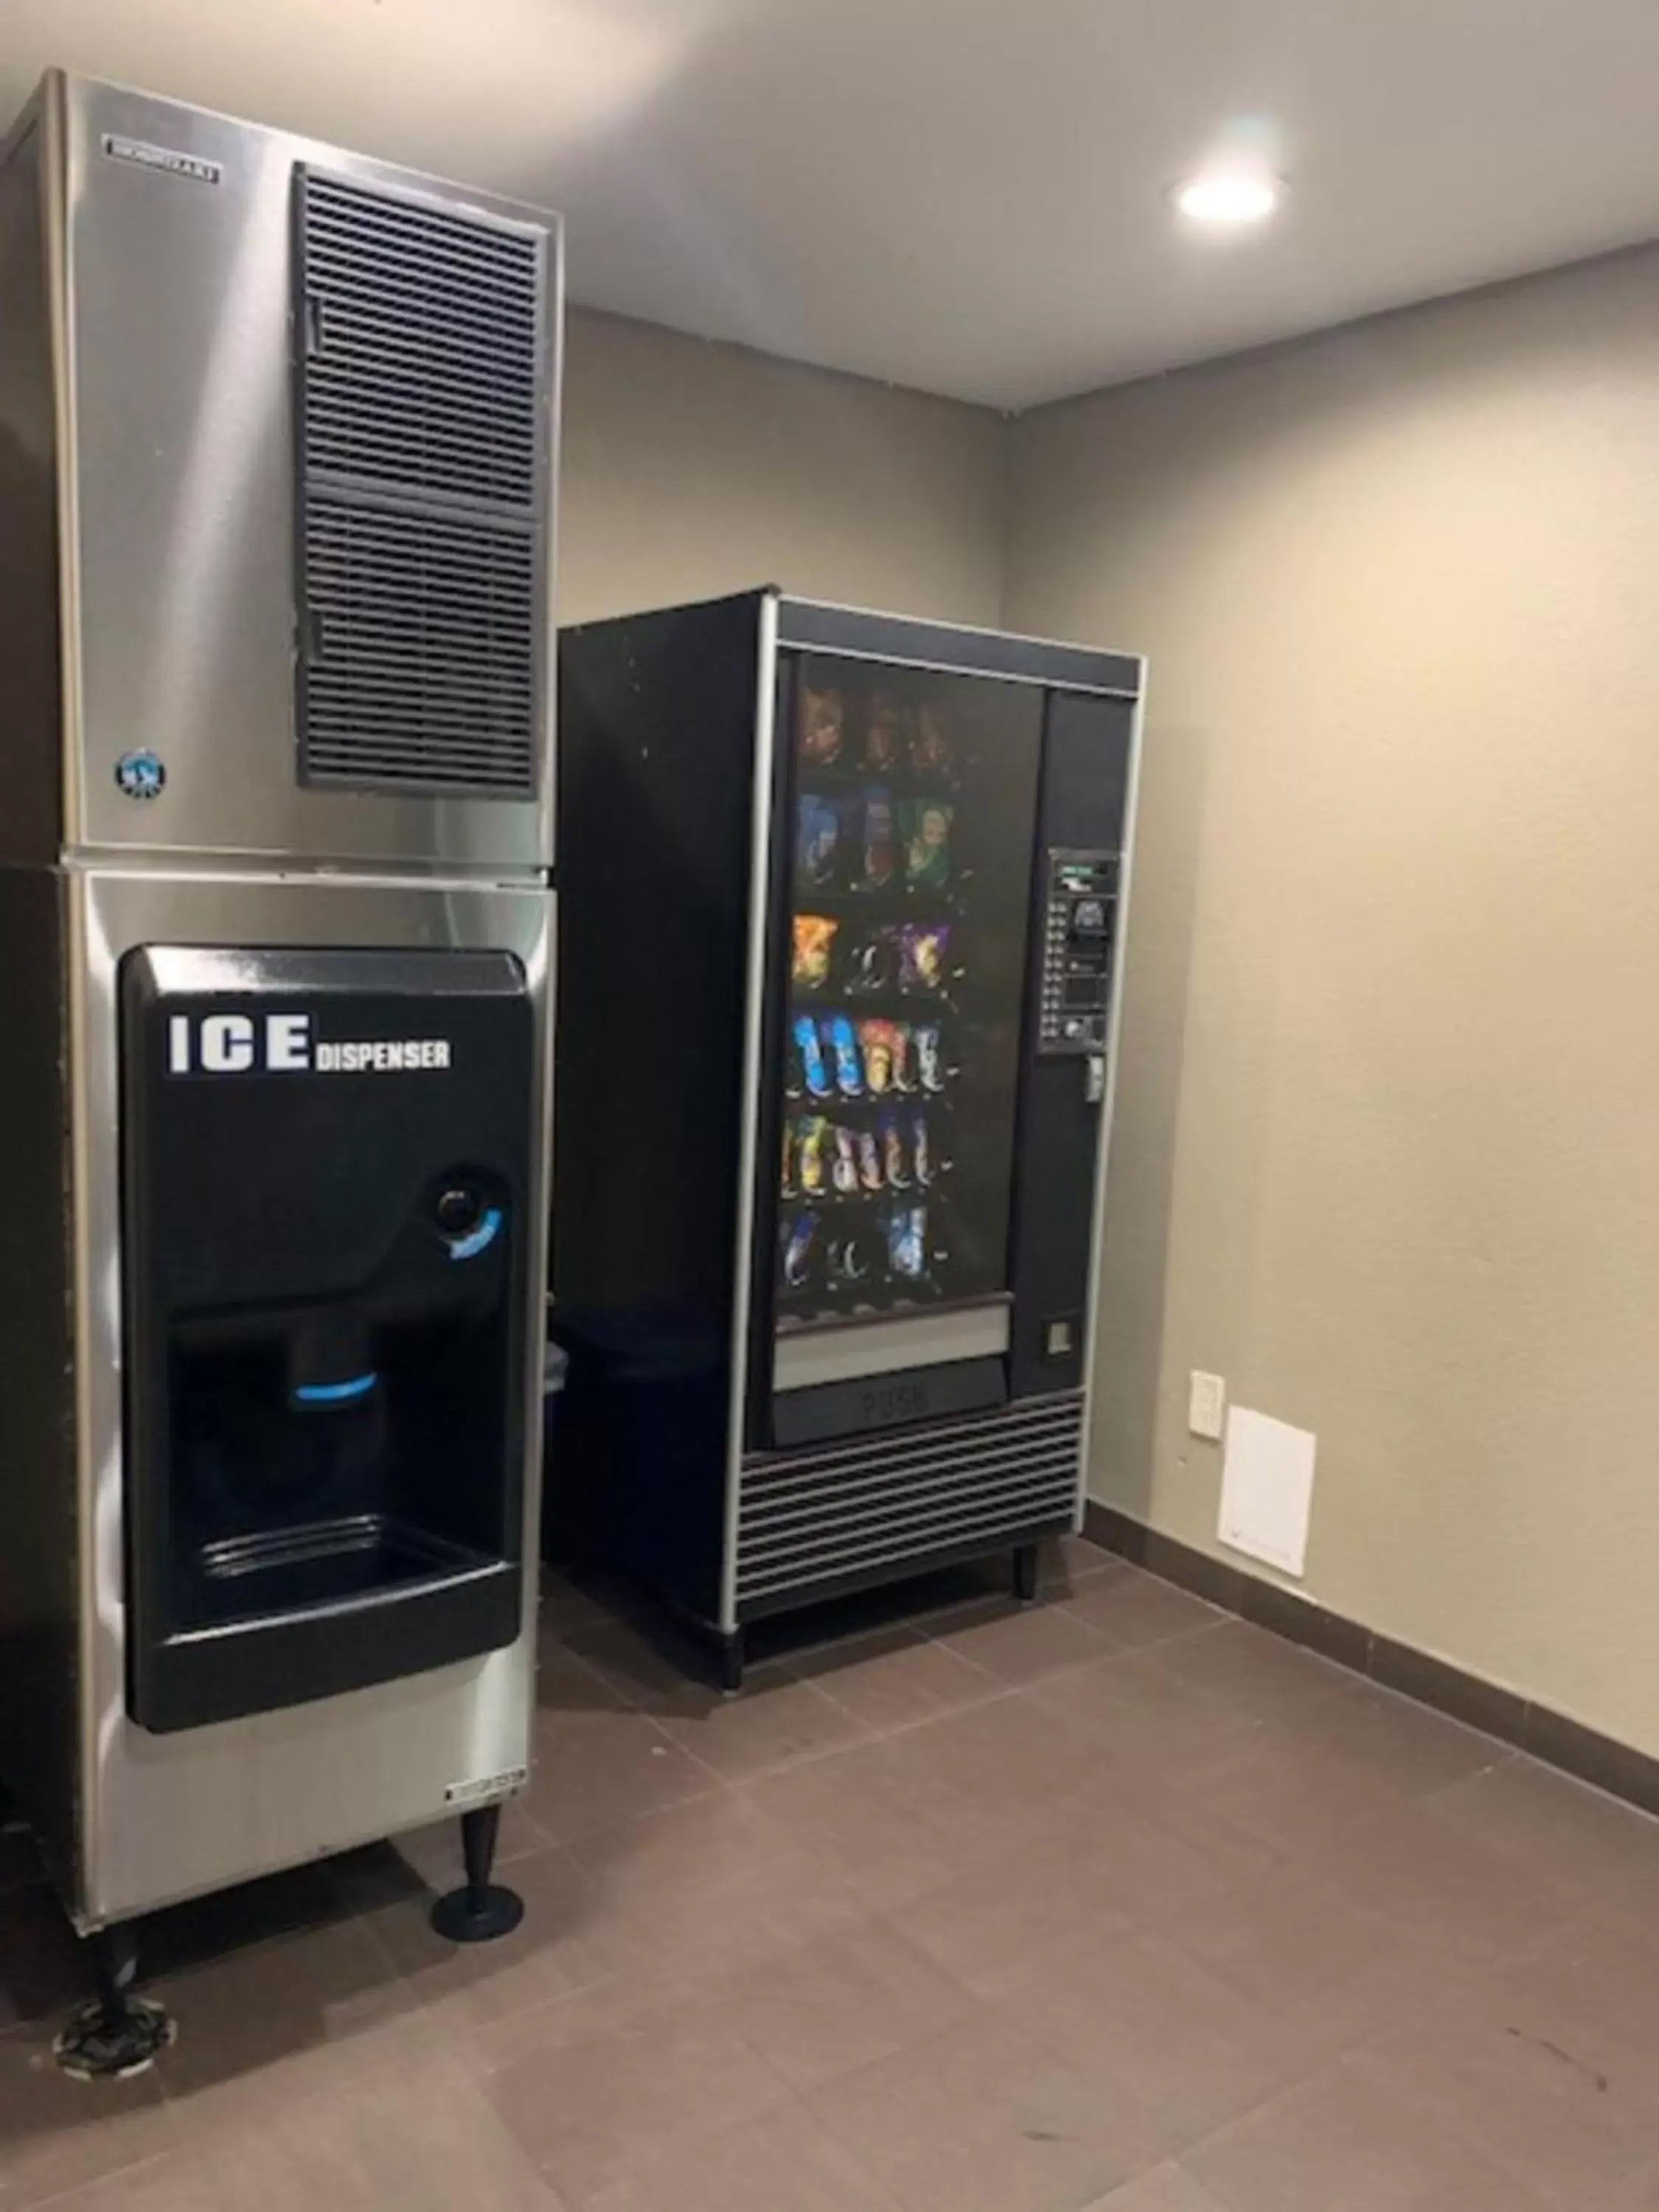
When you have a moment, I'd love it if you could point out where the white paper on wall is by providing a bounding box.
[1217,1406,1316,1577]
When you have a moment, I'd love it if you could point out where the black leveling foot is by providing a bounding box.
[720,1627,746,1697]
[55,1920,175,2080]
[1012,1543,1040,1603]
[430,1804,524,1944]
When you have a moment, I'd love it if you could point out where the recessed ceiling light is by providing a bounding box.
[1172,169,1282,227]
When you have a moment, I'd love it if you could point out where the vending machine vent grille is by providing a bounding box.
[737,1392,1083,1608]
[293,168,546,796]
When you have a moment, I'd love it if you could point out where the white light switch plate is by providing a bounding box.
[1188,1370,1226,1441]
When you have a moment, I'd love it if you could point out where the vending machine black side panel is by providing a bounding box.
[1007,691,1135,1401]
[552,594,767,1623]
[0,869,79,1892]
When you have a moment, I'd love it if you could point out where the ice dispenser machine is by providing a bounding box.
[0,69,560,2070]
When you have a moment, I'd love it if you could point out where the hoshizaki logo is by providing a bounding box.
[101,133,223,186]
[114,750,166,801]
[166,1014,453,1076]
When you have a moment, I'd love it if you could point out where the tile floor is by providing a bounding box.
[6,1536,1659,2209]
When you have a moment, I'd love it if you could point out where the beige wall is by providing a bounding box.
[1006,246,1659,1756]
[558,307,1006,629]
[555,263,1659,1757]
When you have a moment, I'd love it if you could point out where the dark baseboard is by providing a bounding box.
[1084,1501,1659,1822]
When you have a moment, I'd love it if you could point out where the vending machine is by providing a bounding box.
[0,74,559,2069]
[552,593,1142,1684]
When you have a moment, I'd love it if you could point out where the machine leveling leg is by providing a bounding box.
[55,1919,174,2079]
[1012,1543,1040,1603]
[430,1804,525,1943]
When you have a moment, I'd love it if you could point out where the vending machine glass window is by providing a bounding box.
[777,658,1043,1331]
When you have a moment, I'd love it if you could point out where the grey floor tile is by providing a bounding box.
[1185,2056,1554,2211]
[570,1617,877,1781]
[713,1914,978,2090]
[536,1638,637,1717]
[566,1788,863,1985]
[805,2006,1168,2212]
[1010,1925,1325,2149]
[1086,2168,1231,2211]
[1036,1531,1127,1594]
[1055,1764,1281,1927]
[584,2096,902,2212]
[1170,1717,1420,1861]
[1347,1980,1656,2209]
[361,1841,615,2032]
[566,1779,789,1910]
[1065,1571,1227,1651]
[1056,1566,1172,1635]
[1281,1677,1514,1798]
[13,2156,214,2212]
[740,1737,994,1913]
[1169,1857,1455,2051]
[153,1909,437,2138]
[526,1705,721,1846]
[1149,1618,1360,1725]
[902,1826,1137,1999]
[162,2044,565,2210]
[1026,1648,1269,1786]
[12,1561,1656,2212]
[473,1975,791,2205]
[883,1684,1103,1834]
[597,1835,867,1990]
[1312,1795,1585,1964]
[790,1623,1004,1733]
[1431,1756,1659,1915]
[1457,1910,1659,2140]
[653,1668,873,1784]
[0,2020,178,2211]
[1602,2163,1659,2210]
[925,1593,1114,1685]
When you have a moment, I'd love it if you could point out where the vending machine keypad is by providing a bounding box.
[1038,849,1119,1054]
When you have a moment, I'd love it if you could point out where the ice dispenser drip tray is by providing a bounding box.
[195,1517,478,1611]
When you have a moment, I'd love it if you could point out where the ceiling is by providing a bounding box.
[6,0,1658,408]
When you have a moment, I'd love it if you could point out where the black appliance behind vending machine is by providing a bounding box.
[551,592,1142,1684]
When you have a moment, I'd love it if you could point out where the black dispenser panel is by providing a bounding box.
[120,946,534,1733]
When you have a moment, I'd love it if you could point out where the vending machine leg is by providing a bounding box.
[720,1627,747,1696]
[1012,1543,1040,1604]
[430,1804,525,1944]
[55,1919,174,2079]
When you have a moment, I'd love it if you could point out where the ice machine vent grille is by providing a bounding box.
[293,168,548,798]
[301,501,536,793]
[297,172,541,509]
[737,1391,1083,1608]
